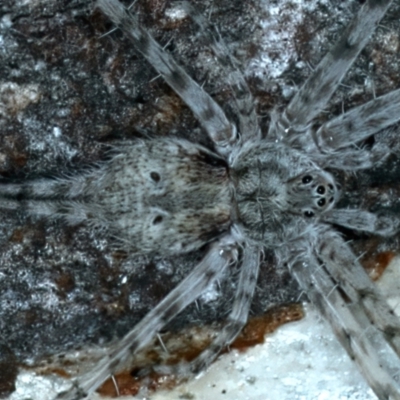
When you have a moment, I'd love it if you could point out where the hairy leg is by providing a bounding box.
[0,172,107,224]
[317,232,400,361]
[0,198,99,225]
[290,237,400,399]
[96,0,237,157]
[0,173,101,199]
[322,209,400,236]
[280,0,393,134]
[316,145,390,171]
[315,89,400,150]
[180,1,260,142]
[154,242,261,376]
[57,234,238,400]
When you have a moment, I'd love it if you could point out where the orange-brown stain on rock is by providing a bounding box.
[55,272,76,297]
[361,251,396,281]
[97,303,304,397]
[231,303,304,350]
[98,371,178,398]
[9,228,25,243]
[0,345,18,398]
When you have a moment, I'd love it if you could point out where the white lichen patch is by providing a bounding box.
[248,0,319,79]
[0,82,41,118]
[165,5,188,22]
[10,371,73,400]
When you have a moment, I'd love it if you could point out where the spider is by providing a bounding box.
[1,0,400,399]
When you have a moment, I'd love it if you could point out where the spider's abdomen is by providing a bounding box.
[96,139,233,254]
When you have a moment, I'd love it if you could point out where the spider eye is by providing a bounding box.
[153,215,163,224]
[150,172,161,182]
[317,186,325,194]
[302,175,313,184]
[304,211,315,218]
[317,198,326,207]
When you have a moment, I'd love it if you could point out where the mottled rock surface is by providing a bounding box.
[0,0,400,397]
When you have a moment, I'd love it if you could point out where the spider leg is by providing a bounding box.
[280,0,393,134]
[96,0,237,157]
[317,232,400,360]
[322,209,400,236]
[290,234,400,399]
[0,173,109,224]
[0,198,100,225]
[56,234,238,400]
[315,89,400,150]
[317,145,390,171]
[179,1,261,142]
[154,242,261,376]
[0,173,100,198]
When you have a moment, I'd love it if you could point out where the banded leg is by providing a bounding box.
[317,144,390,171]
[322,209,400,236]
[96,0,237,157]
[0,172,107,225]
[280,0,393,134]
[0,173,101,199]
[57,234,238,400]
[155,242,261,376]
[318,232,400,363]
[180,2,260,142]
[316,89,400,150]
[291,246,400,400]
[0,198,102,225]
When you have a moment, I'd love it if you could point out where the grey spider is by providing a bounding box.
[2,0,400,399]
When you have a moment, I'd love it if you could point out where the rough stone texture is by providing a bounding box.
[0,0,400,397]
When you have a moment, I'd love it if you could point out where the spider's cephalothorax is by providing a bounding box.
[231,140,338,242]
[2,0,400,399]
